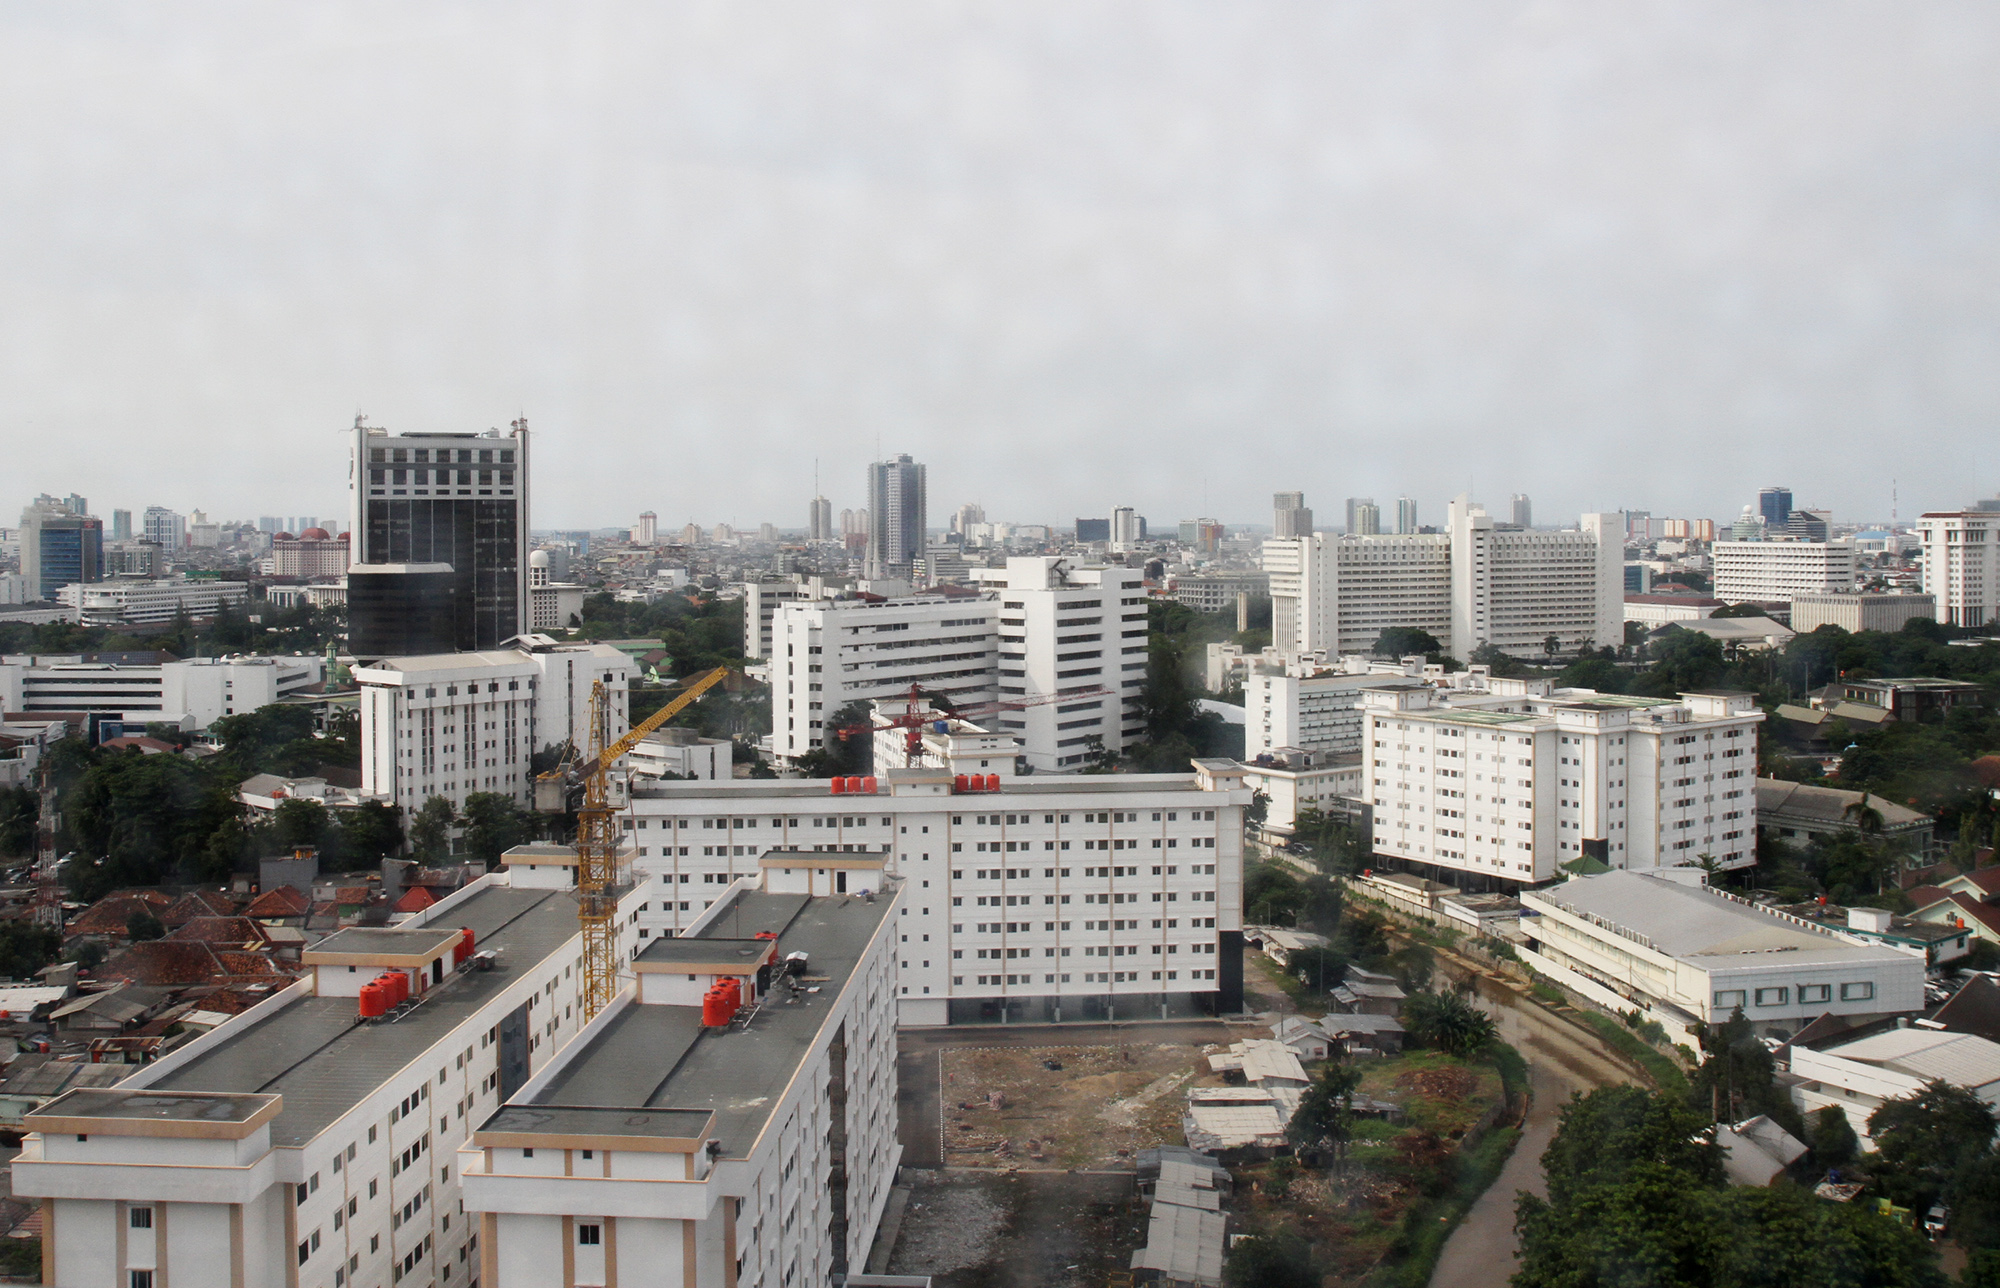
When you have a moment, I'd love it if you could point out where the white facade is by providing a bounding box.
[1111,506,1142,552]
[1791,1028,2000,1146]
[1521,870,1923,1042]
[1917,510,2000,627]
[1239,751,1365,838]
[0,654,322,729]
[15,871,635,1288]
[613,760,1253,1025]
[463,876,903,1288]
[768,595,998,763]
[357,642,636,814]
[1788,592,1937,635]
[629,728,731,781]
[976,558,1148,772]
[1243,670,1382,761]
[57,576,251,626]
[1264,497,1620,659]
[741,581,810,662]
[1364,681,1763,884]
[1711,539,1856,605]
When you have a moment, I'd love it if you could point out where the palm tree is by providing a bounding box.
[1843,793,1886,836]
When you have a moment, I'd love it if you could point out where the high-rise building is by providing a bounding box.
[1758,487,1794,531]
[142,505,186,551]
[270,528,349,578]
[1075,517,1111,543]
[63,494,87,517]
[1345,497,1375,535]
[1918,509,2000,628]
[865,454,926,578]
[952,501,985,534]
[1273,492,1313,538]
[631,511,657,545]
[1352,502,1381,536]
[809,495,834,541]
[347,564,459,661]
[1511,494,1532,529]
[1396,497,1418,535]
[350,416,530,651]
[1110,506,1142,551]
[977,556,1148,771]
[20,496,102,601]
[1712,539,1855,605]
[110,509,132,541]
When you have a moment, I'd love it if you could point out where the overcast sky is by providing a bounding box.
[5,3,1997,532]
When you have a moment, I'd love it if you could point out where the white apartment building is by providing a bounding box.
[0,653,322,729]
[1244,670,1387,761]
[741,581,811,662]
[975,558,1148,772]
[1711,539,1856,605]
[610,759,1253,1025]
[1791,1028,2000,1146]
[1363,679,1763,885]
[1239,748,1366,841]
[1917,509,2000,627]
[57,576,252,627]
[1789,592,1937,635]
[768,594,998,764]
[462,875,902,1288]
[1520,869,1922,1044]
[526,551,587,633]
[1262,495,1619,659]
[16,868,636,1288]
[357,640,635,815]
[629,727,732,781]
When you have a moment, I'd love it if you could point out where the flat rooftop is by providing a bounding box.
[523,886,895,1158]
[629,773,1216,801]
[635,936,776,968]
[34,1088,276,1125]
[147,884,581,1148]
[1531,872,1912,970]
[304,925,467,961]
[478,1104,711,1144]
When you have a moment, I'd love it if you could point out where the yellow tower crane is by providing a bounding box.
[564,665,732,1021]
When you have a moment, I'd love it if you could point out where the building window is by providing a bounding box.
[1753,987,1788,1007]
[130,1274,154,1288]
[1798,984,1831,1003]
[129,1207,153,1229]
[1839,982,1874,1001]
[1712,990,1746,1010]
[578,1224,602,1246]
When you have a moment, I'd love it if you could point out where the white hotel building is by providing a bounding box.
[1711,539,1856,605]
[0,653,322,730]
[611,752,1254,1025]
[357,638,636,816]
[1917,509,2000,628]
[1263,495,1621,659]
[1363,678,1763,886]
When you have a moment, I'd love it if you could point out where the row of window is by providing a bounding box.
[966,969,1218,986]
[1713,981,1873,1008]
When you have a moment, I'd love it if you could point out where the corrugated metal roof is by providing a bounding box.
[1828,1028,2000,1090]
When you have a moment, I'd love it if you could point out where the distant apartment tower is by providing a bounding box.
[1273,492,1313,538]
[975,557,1149,771]
[866,455,926,577]
[952,501,985,534]
[1345,497,1378,535]
[1711,539,1855,605]
[1396,496,1418,535]
[1111,506,1143,552]
[351,416,530,650]
[1076,517,1111,543]
[110,508,132,541]
[809,494,834,541]
[142,505,186,551]
[1917,509,2000,627]
[1758,487,1794,531]
[743,579,811,661]
[631,511,657,545]
[1510,494,1532,529]
[270,528,349,579]
[19,496,102,601]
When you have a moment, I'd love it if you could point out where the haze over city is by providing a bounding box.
[4,3,1998,527]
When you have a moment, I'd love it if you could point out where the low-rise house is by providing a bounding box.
[1716,1115,1808,1186]
[60,889,172,947]
[1790,1027,2000,1145]
[1911,893,2000,946]
[1250,927,1330,967]
[157,889,241,930]
[242,884,311,924]
[1775,902,1971,968]
[1756,778,1936,859]
[1332,968,1407,1017]
[1318,1010,1406,1055]
[1207,1038,1309,1087]
[1927,975,2000,1044]
[0,1055,128,1130]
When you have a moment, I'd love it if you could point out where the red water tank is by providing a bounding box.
[862,776,877,794]
[383,971,409,1007]
[702,983,739,1028]
[831,777,847,795]
[454,927,475,966]
[718,977,742,1011]
[985,774,1000,792]
[358,982,387,1019]
[954,775,969,793]
[848,776,865,794]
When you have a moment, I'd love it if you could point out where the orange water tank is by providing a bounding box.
[383,972,409,1007]
[862,776,877,794]
[954,775,969,793]
[358,982,387,1019]
[702,985,734,1028]
[985,774,1000,792]
[831,777,847,795]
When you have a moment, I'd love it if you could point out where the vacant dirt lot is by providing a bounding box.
[886,1170,1143,1288]
[939,1041,1219,1169]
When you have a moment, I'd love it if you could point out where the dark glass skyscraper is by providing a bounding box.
[20,496,102,601]
[350,417,529,651]
[865,453,926,578]
[1758,486,1793,531]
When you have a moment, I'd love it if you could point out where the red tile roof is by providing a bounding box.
[65,894,173,941]
[1962,869,2000,898]
[166,917,272,947]
[1907,885,1951,910]
[334,887,372,906]
[160,890,241,928]
[394,886,437,913]
[245,886,311,919]
[95,941,228,986]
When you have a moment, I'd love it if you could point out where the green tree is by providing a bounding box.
[460,793,531,864]
[1222,1232,1317,1288]
[1286,1062,1361,1171]
[1401,989,1496,1056]
[0,922,62,979]
[0,786,38,858]
[1805,1104,1858,1172]
[1867,1081,2000,1213]
[272,798,329,852]
[1689,1008,1804,1136]
[1540,1086,1723,1210]
[1373,626,1443,658]
[410,797,457,862]
[125,908,165,942]
[1286,944,1348,994]
[339,801,404,863]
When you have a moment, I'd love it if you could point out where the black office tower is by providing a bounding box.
[350,416,529,651]
[347,563,459,662]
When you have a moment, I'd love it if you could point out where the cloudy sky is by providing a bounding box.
[4,3,1997,532]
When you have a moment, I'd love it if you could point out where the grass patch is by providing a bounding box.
[1359,1041,1528,1288]
[1576,1012,1688,1094]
